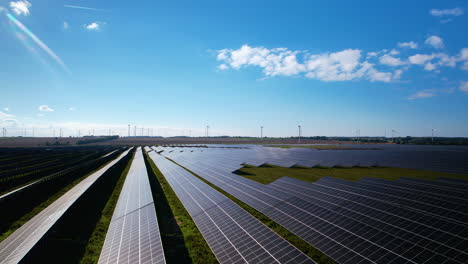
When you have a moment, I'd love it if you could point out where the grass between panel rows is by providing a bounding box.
[165,158,336,264]
[80,150,135,264]
[143,151,218,264]
[234,164,468,185]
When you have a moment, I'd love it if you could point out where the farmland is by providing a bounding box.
[0,144,467,264]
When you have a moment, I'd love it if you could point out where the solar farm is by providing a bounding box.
[0,144,467,264]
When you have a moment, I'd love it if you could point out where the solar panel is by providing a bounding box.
[164,148,468,264]
[148,152,314,264]
[0,149,132,264]
[269,177,468,263]
[98,147,165,264]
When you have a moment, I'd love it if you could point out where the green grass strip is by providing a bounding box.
[80,151,135,264]
[144,151,218,264]
[165,158,336,264]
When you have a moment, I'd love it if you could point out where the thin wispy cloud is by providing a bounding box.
[460,81,468,93]
[430,8,464,17]
[0,111,14,119]
[38,105,54,112]
[407,90,436,100]
[64,5,106,12]
[63,21,69,30]
[9,1,31,16]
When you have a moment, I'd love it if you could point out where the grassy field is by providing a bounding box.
[144,151,218,264]
[269,145,381,150]
[235,164,468,184]
[167,158,336,264]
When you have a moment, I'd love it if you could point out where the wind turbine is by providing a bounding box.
[260,126,263,139]
[432,128,437,144]
[298,125,302,144]
[391,129,398,142]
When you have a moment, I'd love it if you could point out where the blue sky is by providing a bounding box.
[0,0,467,137]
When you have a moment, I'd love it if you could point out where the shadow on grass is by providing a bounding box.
[20,151,131,264]
[144,153,192,264]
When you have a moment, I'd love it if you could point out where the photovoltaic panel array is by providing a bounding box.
[160,144,468,174]
[160,146,468,264]
[0,149,132,264]
[98,147,165,264]
[148,151,314,264]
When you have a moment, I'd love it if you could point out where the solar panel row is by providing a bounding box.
[0,149,132,264]
[98,147,165,264]
[160,145,468,175]
[160,147,468,264]
[148,151,315,264]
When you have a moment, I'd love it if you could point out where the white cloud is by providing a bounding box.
[425,36,444,49]
[366,52,378,57]
[3,108,10,112]
[424,63,436,71]
[430,8,464,17]
[216,44,468,82]
[461,61,468,71]
[218,64,229,70]
[38,105,54,112]
[435,53,457,67]
[217,45,403,82]
[389,49,399,55]
[408,54,434,65]
[68,107,76,111]
[408,53,457,71]
[367,68,395,82]
[379,54,405,66]
[398,41,418,49]
[305,49,364,81]
[36,113,45,117]
[85,22,104,31]
[9,1,31,16]
[460,81,468,92]
[460,48,468,60]
[63,21,69,30]
[407,90,437,100]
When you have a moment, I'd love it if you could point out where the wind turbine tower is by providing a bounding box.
[298,125,302,144]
